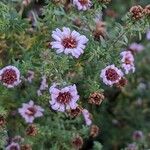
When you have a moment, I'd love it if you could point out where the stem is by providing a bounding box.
[19,4,25,16]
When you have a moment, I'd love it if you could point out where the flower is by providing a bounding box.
[100,65,124,86]
[26,70,34,83]
[129,43,144,53]
[129,5,144,20]
[49,84,79,112]
[146,30,150,40]
[12,136,24,143]
[82,109,92,126]
[51,27,88,58]
[6,142,20,150]
[126,143,137,150]
[120,51,135,74]
[37,75,48,96]
[73,0,92,11]
[0,65,21,88]
[18,100,44,123]
[132,130,144,141]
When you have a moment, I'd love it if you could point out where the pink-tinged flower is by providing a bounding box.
[26,70,34,83]
[120,51,135,74]
[132,130,144,141]
[18,100,44,123]
[82,109,92,126]
[146,30,150,40]
[39,75,48,91]
[73,0,92,11]
[0,66,21,88]
[129,43,144,53]
[100,65,124,86]
[51,27,88,58]
[6,142,20,150]
[49,84,79,112]
[126,143,137,150]
[37,75,48,96]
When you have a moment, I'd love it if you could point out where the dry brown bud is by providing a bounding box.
[93,21,106,40]
[73,18,82,27]
[21,144,32,150]
[90,125,100,138]
[68,106,83,118]
[0,115,6,127]
[26,124,38,136]
[143,5,150,16]
[129,5,144,20]
[72,135,84,150]
[89,92,105,105]
[106,9,118,18]
[115,77,128,89]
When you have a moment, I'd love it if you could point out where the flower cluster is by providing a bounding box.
[100,41,145,86]
[1,0,149,149]
[129,4,150,20]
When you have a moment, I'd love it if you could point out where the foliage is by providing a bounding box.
[0,0,150,149]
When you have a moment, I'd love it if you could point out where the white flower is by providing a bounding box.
[100,65,124,86]
[51,27,88,58]
[49,84,79,112]
[73,0,92,11]
[0,65,21,88]
[120,51,135,74]
[82,109,92,126]
[6,142,20,150]
[18,100,44,123]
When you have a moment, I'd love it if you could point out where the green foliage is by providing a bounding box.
[0,2,10,32]
[0,0,150,149]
